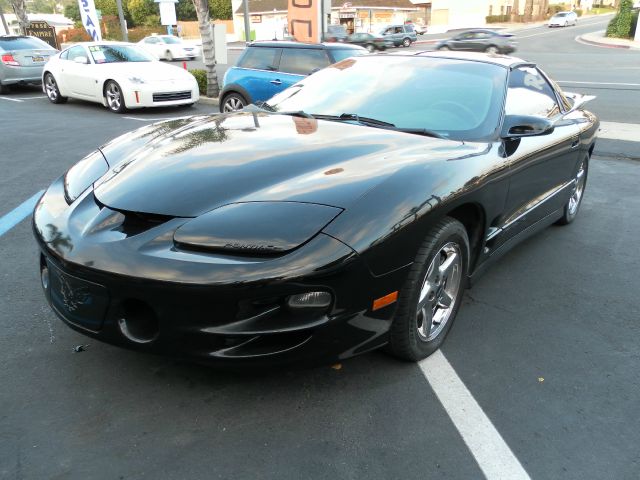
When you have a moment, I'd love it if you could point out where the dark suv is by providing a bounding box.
[379,25,418,47]
[220,41,366,112]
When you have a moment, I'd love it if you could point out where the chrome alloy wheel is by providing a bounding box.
[223,97,244,112]
[106,82,122,111]
[416,242,462,342]
[568,160,587,216]
[45,75,58,101]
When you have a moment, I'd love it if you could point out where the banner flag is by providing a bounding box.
[78,0,102,41]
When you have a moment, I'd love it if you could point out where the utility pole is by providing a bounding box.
[0,11,9,34]
[115,0,128,41]
[243,0,251,43]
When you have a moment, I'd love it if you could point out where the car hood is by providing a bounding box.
[94,112,486,217]
[97,61,192,81]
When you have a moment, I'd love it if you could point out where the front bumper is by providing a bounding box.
[122,82,199,109]
[33,177,408,367]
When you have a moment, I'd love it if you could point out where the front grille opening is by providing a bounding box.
[118,210,175,236]
[153,91,191,102]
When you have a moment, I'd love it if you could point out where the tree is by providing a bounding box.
[209,0,231,20]
[177,0,197,20]
[127,0,158,26]
[64,2,81,22]
[10,0,29,33]
[192,0,220,97]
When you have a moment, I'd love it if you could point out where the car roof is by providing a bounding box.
[456,28,501,34]
[65,41,138,47]
[248,41,365,50]
[409,50,527,68]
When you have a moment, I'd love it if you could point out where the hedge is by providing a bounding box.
[486,14,510,23]
[606,0,635,38]
[190,69,207,95]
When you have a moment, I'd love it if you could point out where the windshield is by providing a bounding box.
[161,36,181,44]
[0,36,54,51]
[331,48,367,63]
[554,12,568,17]
[266,56,507,141]
[89,45,154,64]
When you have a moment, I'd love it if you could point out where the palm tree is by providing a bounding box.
[192,0,220,97]
[10,0,29,34]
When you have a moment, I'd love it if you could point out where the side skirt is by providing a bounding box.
[467,207,564,287]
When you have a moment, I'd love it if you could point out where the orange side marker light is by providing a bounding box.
[372,291,398,311]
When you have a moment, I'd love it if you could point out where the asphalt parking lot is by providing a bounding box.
[1,15,640,479]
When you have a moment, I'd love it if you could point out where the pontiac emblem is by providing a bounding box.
[59,275,91,312]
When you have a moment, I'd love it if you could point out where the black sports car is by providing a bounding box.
[34,52,598,367]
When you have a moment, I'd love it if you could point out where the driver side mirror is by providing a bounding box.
[73,55,89,64]
[501,114,554,139]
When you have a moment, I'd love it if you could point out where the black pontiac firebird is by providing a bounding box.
[34,52,598,367]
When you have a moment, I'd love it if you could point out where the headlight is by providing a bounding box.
[173,202,342,255]
[128,76,146,84]
[64,150,109,203]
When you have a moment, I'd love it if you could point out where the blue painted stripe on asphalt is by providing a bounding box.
[0,190,45,237]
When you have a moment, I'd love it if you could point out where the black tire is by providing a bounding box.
[386,217,469,361]
[220,92,247,113]
[365,43,376,53]
[44,73,67,104]
[438,45,450,50]
[165,50,173,61]
[485,45,499,54]
[104,80,127,113]
[402,37,411,47]
[0,83,10,94]
[556,156,589,225]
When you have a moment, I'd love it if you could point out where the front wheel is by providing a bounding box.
[556,156,588,225]
[402,37,411,47]
[438,45,450,51]
[485,45,499,54]
[365,43,376,52]
[165,50,173,61]
[104,80,127,113]
[386,217,469,361]
[44,73,67,104]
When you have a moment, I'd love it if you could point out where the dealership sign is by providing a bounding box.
[78,0,102,41]
[25,21,59,49]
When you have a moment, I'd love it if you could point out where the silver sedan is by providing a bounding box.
[0,35,57,94]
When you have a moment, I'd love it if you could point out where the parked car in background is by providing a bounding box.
[0,35,57,94]
[379,25,418,47]
[345,32,393,51]
[548,11,578,27]
[42,42,199,113]
[436,29,516,54]
[412,24,428,35]
[137,34,198,60]
[220,41,367,112]
[322,24,348,42]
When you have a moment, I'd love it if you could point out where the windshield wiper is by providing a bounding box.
[244,103,314,119]
[393,127,446,139]
[312,113,395,128]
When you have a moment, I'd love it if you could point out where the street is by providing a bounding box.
[1,15,640,479]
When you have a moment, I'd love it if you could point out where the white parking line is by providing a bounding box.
[123,116,177,122]
[14,96,46,100]
[0,97,23,102]
[0,190,44,237]
[420,350,532,480]
[558,80,640,87]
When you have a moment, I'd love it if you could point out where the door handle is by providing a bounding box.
[571,138,580,149]
[270,79,282,85]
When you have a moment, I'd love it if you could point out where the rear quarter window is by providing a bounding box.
[330,48,366,63]
[279,48,330,75]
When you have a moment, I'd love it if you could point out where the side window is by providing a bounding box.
[395,27,403,34]
[505,66,560,118]
[279,49,330,75]
[60,49,69,60]
[237,47,280,71]
[66,46,87,62]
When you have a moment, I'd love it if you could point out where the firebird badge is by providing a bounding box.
[59,275,91,312]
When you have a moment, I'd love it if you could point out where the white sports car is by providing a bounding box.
[137,35,198,61]
[42,42,199,113]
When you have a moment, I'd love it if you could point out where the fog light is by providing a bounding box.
[41,266,49,291]
[287,291,332,309]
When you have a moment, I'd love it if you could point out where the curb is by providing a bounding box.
[577,34,632,49]
[198,96,219,106]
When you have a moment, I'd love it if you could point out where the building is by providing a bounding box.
[232,0,419,41]
[0,13,73,36]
